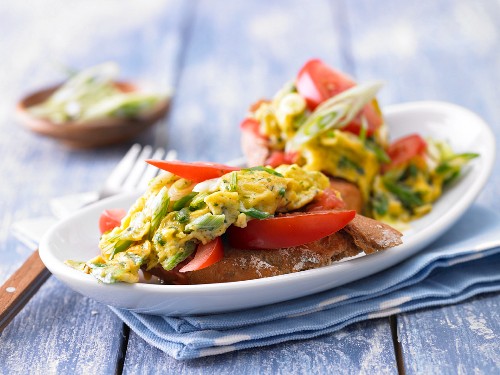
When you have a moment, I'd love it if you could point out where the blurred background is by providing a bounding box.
[1,0,499,274]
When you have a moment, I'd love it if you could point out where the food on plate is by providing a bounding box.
[27,63,170,124]
[241,59,478,225]
[66,162,402,284]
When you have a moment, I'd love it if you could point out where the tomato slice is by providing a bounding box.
[227,210,355,250]
[295,59,382,136]
[99,209,126,234]
[264,150,299,167]
[146,160,240,182]
[304,187,345,212]
[179,237,224,272]
[240,118,264,137]
[383,134,427,172]
[296,59,355,110]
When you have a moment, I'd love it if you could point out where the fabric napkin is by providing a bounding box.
[110,205,500,360]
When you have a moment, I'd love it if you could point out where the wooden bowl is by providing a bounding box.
[16,82,170,148]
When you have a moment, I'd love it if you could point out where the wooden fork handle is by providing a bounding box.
[0,250,51,332]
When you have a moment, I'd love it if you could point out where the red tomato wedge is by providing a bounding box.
[295,59,383,136]
[99,209,126,234]
[264,150,299,167]
[383,134,427,172]
[227,210,356,250]
[146,160,240,182]
[304,187,346,212]
[179,237,224,272]
[240,118,263,137]
[296,59,355,110]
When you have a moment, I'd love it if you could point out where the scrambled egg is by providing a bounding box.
[250,82,477,227]
[301,130,379,202]
[73,164,328,283]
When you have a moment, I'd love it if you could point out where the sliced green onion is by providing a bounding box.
[338,156,365,175]
[365,139,391,163]
[278,187,286,197]
[185,213,226,232]
[175,207,190,224]
[110,240,133,259]
[243,166,284,177]
[372,193,389,216]
[359,116,368,143]
[242,207,273,219]
[229,171,238,191]
[149,187,170,239]
[189,192,209,211]
[436,152,479,185]
[287,82,383,150]
[383,179,423,210]
[161,241,197,271]
[172,192,198,211]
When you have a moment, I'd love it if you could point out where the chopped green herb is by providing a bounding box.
[359,116,368,143]
[110,239,133,259]
[242,207,273,219]
[243,166,284,177]
[172,192,198,211]
[383,179,423,211]
[185,213,226,232]
[149,187,170,239]
[338,156,365,175]
[365,139,391,163]
[372,193,389,216]
[161,241,197,271]
[278,187,286,197]
[229,171,238,191]
[189,192,209,211]
[175,207,190,224]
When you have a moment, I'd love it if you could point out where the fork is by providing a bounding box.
[0,144,176,332]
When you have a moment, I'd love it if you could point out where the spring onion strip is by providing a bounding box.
[185,213,225,232]
[243,166,284,177]
[242,207,273,219]
[172,192,198,211]
[287,82,383,150]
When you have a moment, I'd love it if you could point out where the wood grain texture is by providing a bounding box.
[0,278,125,374]
[397,292,500,374]
[123,318,397,375]
[0,250,49,332]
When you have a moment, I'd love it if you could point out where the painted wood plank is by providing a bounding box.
[0,278,124,374]
[123,318,397,375]
[122,0,397,370]
[397,292,500,374]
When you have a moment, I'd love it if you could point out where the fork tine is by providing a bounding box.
[138,147,166,188]
[122,145,154,190]
[104,143,142,189]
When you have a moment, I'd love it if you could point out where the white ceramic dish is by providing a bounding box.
[39,101,495,316]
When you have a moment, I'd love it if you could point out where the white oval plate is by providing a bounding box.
[40,101,495,316]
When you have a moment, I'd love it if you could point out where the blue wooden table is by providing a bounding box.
[1,1,499,373]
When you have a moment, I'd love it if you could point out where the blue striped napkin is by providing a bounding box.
[111,205,500,360]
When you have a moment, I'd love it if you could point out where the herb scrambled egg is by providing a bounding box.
[249,81,477,227]
[68,164,328,283]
